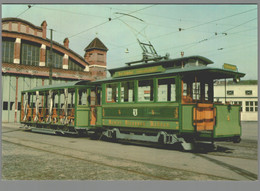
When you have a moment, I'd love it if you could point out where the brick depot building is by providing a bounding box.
[1,17,108,123]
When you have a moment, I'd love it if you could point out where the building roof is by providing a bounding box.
[215,80,258,86]
[2,63,94,81]
[2,17,42,30]
[84,37,108,52]
[2,17,89,67]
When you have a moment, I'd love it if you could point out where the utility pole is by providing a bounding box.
[49,29,53,85]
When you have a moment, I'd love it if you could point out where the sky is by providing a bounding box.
[1,4,258,80]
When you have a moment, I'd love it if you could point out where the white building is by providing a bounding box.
[214,80,258,121]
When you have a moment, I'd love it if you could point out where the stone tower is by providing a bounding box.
[84,37,108,79]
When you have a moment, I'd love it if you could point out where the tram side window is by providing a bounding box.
[68,90,75,108]
[158,78,176,102]
[38,93,44,115]
[53,92,58,109]
[59,91,65,114]
[106,83,118,103]
[121,81,135,102]
[138,79,153,102]
[78,89,88,105]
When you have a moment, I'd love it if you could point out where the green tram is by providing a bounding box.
[20,55,245,150]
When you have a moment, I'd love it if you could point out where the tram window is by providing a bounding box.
[97,89,102,105]
[54,93,59,108]
[158,78,176,102]
[193,82,200,100]
[138,79,153,102]
[59,92,64,109]
[121,81,135,102]
[183,83,187,96]
[183,79,213,103]
[68,90,75,108]
[78,89,88,105]
[90,91,96,105]
[205,83,209,101]
[31,94,34,107]
[106,83,118,103]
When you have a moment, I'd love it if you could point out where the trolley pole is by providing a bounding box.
[49,29,53,85]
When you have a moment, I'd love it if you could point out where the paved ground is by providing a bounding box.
[1,122,258,180]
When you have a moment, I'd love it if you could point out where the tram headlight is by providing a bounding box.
[233,76,240,83]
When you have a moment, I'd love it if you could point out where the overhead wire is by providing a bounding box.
[102,4,257,30]
[148,7,257,41]
[222,17,257,32]
[107,7,257,53]
[205,42,257,58]
[68,4,155,39]
[185,8,257,31]
[117,18,148,40]
[17,5,255,64]
[33,6,107,19]
[16,5,33,18]
[109,15,257,64]
[177,17,257,54]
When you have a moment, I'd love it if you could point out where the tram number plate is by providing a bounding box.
[133,109,138,116]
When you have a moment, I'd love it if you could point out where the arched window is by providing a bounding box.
[2,38,15,63]
[21,41,40,66]
[46,49,63,69]
[68,58,84,71]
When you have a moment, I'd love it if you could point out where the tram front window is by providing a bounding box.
[182,78,213,103]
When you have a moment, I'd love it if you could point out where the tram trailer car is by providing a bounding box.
[20,55,245,150]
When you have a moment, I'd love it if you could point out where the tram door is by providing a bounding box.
[76,88,91,127]
[182,77,215,131]
[90,87,102,126]
[193,103,215,131]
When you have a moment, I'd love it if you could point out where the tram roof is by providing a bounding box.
[108,55,214,75]
[94,66,245,83]
[23,80,91,92]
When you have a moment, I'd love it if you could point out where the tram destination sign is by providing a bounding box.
[222,63,238,72]
[112,65,165,78]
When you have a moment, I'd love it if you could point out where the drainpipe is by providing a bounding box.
[14,76,19,123]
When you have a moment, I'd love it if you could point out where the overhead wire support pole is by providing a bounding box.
[224,78,227,103]
[49,29,53,85]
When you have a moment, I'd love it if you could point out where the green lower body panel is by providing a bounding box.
[102,119,179,130]
[76,109,90,127]
[214,105,241,138]
[181,105,195,132]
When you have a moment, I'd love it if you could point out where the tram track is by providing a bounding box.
[2,127,257,180]
[1,129,24,134]
[206,152,256,160]
[2,135,235,180]
[194,153,258,180]
[2,139,169,180]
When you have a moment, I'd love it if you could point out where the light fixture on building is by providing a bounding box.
[125,48,129,53]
